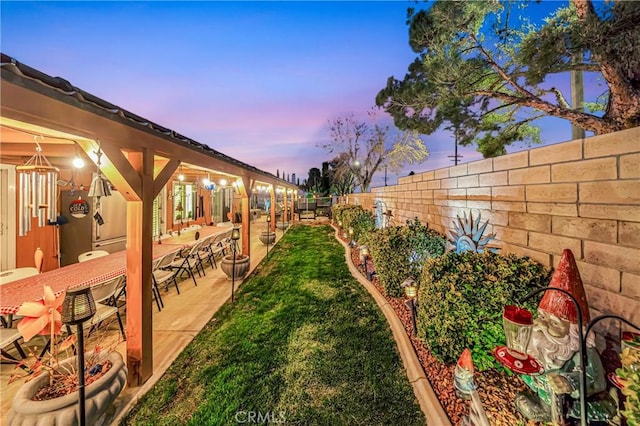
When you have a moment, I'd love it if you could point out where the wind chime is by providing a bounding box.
[17,136,59,237]
[87,140,111,208]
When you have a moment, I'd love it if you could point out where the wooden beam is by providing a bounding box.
[125,149,155,386]
[100,142,143,198]
[74,139,141,202]
[153,157,180,197]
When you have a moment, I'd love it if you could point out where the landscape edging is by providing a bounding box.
[333,225,451,426]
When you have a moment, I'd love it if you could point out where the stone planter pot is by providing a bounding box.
[221,254,250,281]
[7,351,127,426]
[259,231,276,246]
[276,221,289,230]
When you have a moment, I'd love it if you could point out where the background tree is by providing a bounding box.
[377,0,640,158]
[320,111,429,192]
[304,167,325,194]
[327,153,358,196]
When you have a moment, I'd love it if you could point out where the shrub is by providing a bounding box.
[332,204,359,227]
[416,251,551,371]
[332,205,373,241]
[350,210,375,242]
[405,218,446,275]
[361,219,447,298]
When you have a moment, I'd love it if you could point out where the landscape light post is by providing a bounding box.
[61,286,97,426]
[266,215,271,260]
[231,227,240,302]
[402,278,418,336]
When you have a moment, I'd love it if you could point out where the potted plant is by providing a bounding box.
[259,230,276,246]
[220,252,250,280]
[275,221,289,230]
[5,286,127,426]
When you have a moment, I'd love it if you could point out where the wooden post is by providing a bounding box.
[269,187,276,232]
[283,188,288,228]
[240,177,251,258]
[124,150,155,386]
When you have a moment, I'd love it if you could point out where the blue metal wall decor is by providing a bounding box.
[448,211,498,253]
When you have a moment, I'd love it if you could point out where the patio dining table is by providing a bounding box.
[161,224,233,247]
[0,244,183,315]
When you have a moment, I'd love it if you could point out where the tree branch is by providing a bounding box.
[469,34,538,100]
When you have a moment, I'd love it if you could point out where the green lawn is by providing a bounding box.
[122,225,424,425]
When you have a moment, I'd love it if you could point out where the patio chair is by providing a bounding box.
[153,251,181,295]
[0,322,27,362]
[78,250,110,263]
[169,240,205,287]
[218,229,234,255]
[196,235,216,269]
[0,267,39,285]
[207,232,230,268]
[0,268,41,327]
[149,258,165,311]
[82,275,127,341]
[113,265,163,311]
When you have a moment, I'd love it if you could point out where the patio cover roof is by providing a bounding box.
[0,52,298,386]
[0,52,296,191]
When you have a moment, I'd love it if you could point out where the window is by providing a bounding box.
[152,188,165,238]
[173,182,195,223]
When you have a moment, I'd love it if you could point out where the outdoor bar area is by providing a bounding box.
[0,54,300,422]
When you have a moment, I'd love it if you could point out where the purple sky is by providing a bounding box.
[1,1,601,188]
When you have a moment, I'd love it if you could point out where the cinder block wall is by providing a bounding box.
[346,127,640,326]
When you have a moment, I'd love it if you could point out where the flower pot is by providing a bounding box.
[259,231,276,246]
[221,254,250,281]
[7,351,127,426]
[276,221,289,230]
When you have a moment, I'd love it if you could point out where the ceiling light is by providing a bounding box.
[72,156,85,169]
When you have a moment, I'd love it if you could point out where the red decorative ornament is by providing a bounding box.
[493,346,544,375]
[538,249,590,324]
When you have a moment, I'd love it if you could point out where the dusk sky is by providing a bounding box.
[1,1,601,188]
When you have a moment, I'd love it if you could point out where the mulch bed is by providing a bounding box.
[340,230,538,426]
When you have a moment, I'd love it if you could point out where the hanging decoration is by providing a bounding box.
[17,136,59,236]
[87,140,112,208]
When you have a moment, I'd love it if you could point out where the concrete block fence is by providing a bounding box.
[343,126,640,329]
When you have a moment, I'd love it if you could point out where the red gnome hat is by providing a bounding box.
[538,249,590,325]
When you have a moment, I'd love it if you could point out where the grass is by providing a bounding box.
[122,224,425,425]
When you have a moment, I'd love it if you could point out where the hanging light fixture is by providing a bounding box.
[87,140,112,208]
[178,165,185,182]
[16,136,59,236]
[72,144,85,169]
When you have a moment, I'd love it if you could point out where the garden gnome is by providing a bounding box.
[515,249,610,423]
[454,348,475,400]
[454,349,490,426]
